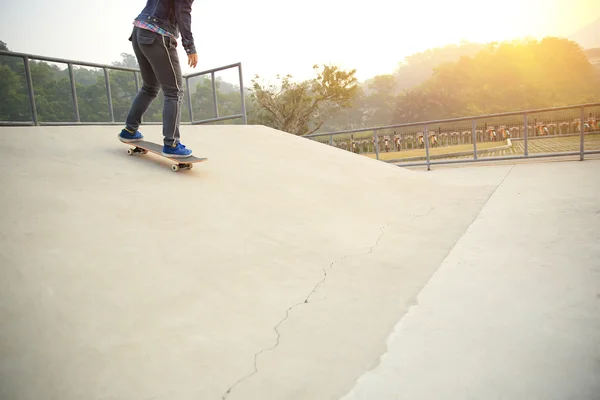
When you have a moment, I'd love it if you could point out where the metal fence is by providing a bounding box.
[305,102,600,170]
[0,50,247,126]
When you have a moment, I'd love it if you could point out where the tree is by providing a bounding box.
[250,64,358,135]
[112,53,139,69]
[363,74,397,126]
[391,37,600,123]
[318,85,371,132]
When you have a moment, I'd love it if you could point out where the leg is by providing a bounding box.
[124,28,191,157]
[124,27,161,133]
[155,36,184,148]
[136,32,187,148]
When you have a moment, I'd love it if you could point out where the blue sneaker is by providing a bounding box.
[162,142,193,158]
[118,128,144,142]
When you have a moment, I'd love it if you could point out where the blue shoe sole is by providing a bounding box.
[162,151,193,158]
[117,133,143,143]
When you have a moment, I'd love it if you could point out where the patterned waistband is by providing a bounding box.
[133,19,176,39]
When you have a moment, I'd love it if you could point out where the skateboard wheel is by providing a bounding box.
[188,164,193,170]
[127,148,134,155]
[172,164,179,172]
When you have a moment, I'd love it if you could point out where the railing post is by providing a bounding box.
[472,119,477,160]
[374,129,380,160]
[67,63,80,122]
[424,125,431,171]
[238,64,247,124]
[580,106,585,161]
[211,72,219,119]
[103,68,114,122]
[186,76,194,124]
[329,134,333,146]
[23,56,38,126]
[523,113,528,157]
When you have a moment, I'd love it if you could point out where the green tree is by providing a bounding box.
[0,41,31,121]
[362,74,397,126]
[318,85,371,132]
[250,64,359,135]
[0,63,29,121]
[392,37,600,123]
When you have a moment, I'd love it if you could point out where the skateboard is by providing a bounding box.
[121,139,207,172]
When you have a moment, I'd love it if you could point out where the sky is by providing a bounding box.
[0,0,599,84]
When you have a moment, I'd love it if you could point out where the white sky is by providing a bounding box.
[0,0,599,83]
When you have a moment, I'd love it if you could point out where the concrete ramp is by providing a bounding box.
[2,125,597,400]
[0,125,493,399]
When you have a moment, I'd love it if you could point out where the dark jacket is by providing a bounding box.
[135,0,196,55]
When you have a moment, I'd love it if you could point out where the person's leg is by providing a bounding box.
[119,27,161,142]
[158,35,184,149]
[137,33,191,156]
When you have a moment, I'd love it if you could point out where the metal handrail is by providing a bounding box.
[0,49,247,126]
[0,50,139,73]
[304,102,600,170]
[304,102,600,138]
[186,62,244,78]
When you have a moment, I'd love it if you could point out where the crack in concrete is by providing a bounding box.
[304,222,390,304]
[221,210,433,400]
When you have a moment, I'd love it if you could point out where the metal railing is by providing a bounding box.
[0,50,247,126]
[184,62,247,125]
[305,102,600,170]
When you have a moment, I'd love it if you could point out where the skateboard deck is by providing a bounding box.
[121,139,207,172]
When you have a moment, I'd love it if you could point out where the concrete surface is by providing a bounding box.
[342,160,600,400]
[0,125,598,400]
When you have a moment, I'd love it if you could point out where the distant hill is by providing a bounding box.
[584,48,600,63]
[392,41,486,92]
[569,17,600,49]
[584,48,600,75]
[360,41,487,95]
